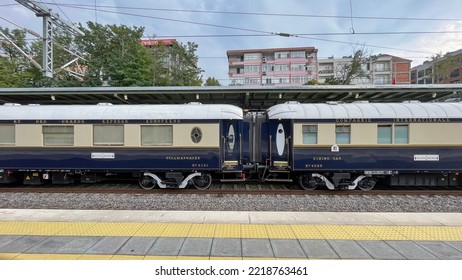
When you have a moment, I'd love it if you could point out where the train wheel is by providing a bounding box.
[298,174,320,190]
[139,176,156,190]
[358,177,376,191]
[192,173,212,190]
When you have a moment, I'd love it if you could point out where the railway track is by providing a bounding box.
[1,182,462,196]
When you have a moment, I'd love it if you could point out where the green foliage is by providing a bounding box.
[335,49,372,85]
[0,57,31,87]
[1,23,204,87]
[75,22,153,86]
[204,77,221,86]
[431,52,462,83]
[150,41,203,86]
[0,28,34,87]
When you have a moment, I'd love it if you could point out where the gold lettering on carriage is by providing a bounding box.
[61,120,85,124]
[101,120,128,124]
[393,118,450,123]
[336,118,371,123]
[165,156,201,160]
[145,119,180,124]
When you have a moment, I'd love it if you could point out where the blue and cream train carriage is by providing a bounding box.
[262,101,462,190]
[0,102,246,189]
[1,100,462,190]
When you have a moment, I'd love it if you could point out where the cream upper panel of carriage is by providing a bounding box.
[0,104,243,120]
[267,102,462,120]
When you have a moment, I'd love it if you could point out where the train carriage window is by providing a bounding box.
[93,125,124,146]
[377,125,392,144]
[141,125,173,146]
[43,125,74,146]
[335,125,350,144]
[302,125,318,144]
[394,125,409,144]
[0,125,15,145]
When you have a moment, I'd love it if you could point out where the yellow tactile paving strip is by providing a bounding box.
[0,221,462,241]
[0,253,301,260]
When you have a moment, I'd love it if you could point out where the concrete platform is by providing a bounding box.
[0,209,461,260]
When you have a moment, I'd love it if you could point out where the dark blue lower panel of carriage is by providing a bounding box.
[0,148,220,171]
[293,147,462,172]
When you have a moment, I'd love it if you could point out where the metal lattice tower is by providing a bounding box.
[15,0,84,78]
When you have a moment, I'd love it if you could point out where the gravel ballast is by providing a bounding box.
[1,193,461,212]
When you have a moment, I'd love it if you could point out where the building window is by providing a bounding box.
[335,125,350,144]
[264,77,273,84]
[243,53,262,61]
[291,63,306,71]
[93,125,124,146]
[275,52,289,59]
[245,77,261,84]
[274,77,289,84]
[374,75,390,85]
[302,125,317,144]
[43,125,74,146]
[262,64,274,72]
[306,64,316,71]
[377,125,392,144]
[291,51,305,58]
[244,65,261,73]
[375,62,389,72]
[0,125,15,145]
[141,125,173,146]
[291,76,307,84]
[394,125,409,144]
[231,78,244,85]
[274,64,289,71]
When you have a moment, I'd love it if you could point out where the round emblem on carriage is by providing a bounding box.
[191,127,202,143]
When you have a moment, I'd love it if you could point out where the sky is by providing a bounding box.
[1,0,462,85]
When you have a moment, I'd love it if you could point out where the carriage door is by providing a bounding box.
[222,120,241,167]
[270,120,292,168]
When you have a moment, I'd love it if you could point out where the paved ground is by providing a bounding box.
[1,209,461,260]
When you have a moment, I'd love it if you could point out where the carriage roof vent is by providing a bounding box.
[326,101,344,105]
[97,102,113,106]
[28,104,41,106]
[187,102,202,105]
[402,100,421,103]
[3,103,21,106]
[284,101,300,104]
[444,98,461,102]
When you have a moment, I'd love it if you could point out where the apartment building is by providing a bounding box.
[410,61,433,84]
[227,47,318,86]
[411,49,462,85]
[318,54,411,85]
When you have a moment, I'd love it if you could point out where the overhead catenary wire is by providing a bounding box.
[34,4,442,55]
[40,2,462,22]
[3,2,456,57]
[50,0,74,24]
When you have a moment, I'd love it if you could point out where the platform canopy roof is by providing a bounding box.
[1,85,462,110]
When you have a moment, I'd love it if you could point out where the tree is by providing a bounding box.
[0,27,34,87]
[431,52,462,84]
[149,40,203,86]
[323,76,342,85]
[204,77,221,86]
[75,22,153,86]
[334,48,374,85]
